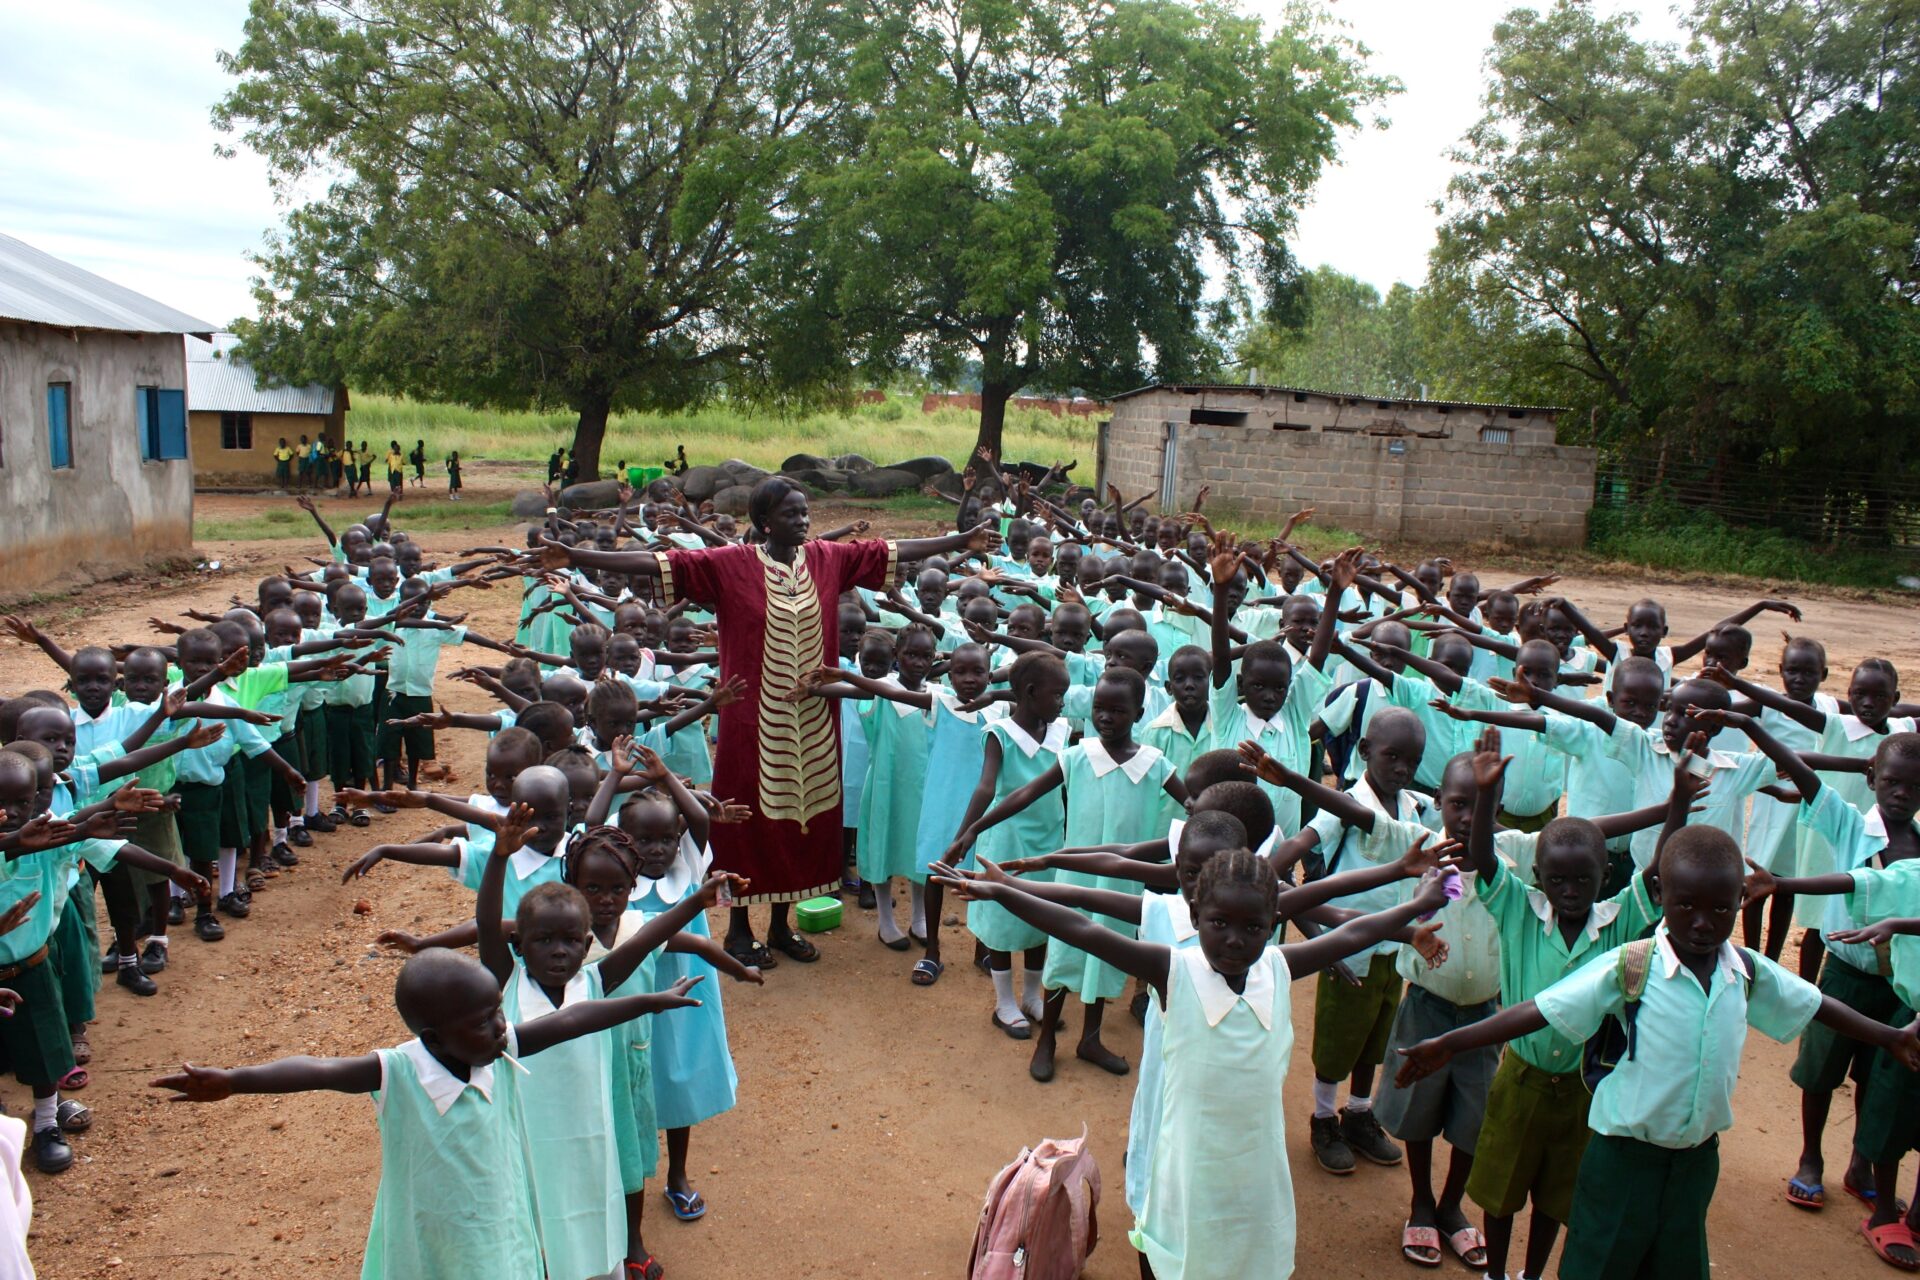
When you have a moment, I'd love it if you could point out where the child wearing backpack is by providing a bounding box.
[940,847,1452,1280]
[1397,822,1920,1280]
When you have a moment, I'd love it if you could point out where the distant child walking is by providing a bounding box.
[445,450,463,500]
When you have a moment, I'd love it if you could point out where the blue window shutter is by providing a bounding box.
[47,384,71,469]
[138,387,154,460]
[157,390,187,459]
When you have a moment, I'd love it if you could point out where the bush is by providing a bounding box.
[1586,490,1906,589]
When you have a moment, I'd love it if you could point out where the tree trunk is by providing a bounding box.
[971,378,1014,477]
[571,393,611,482]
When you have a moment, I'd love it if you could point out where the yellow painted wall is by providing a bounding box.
[190,410,340,484]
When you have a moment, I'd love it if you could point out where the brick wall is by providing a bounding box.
[1101,399,1595,548]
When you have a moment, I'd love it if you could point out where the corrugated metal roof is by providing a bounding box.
[1109,382,1568,414]
[0,231,214,336]
[187,334,336,415]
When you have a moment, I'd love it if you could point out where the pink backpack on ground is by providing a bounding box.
[969,1128,1102,1280]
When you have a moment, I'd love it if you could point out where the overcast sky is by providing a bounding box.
[0,0,1686,328]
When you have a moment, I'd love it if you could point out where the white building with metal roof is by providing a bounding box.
[0,231,209,593]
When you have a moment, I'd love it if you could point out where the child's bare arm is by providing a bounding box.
[476,804,538,984]
[936,865,1171,997]
[598,872,745,991]
[1239,743,1376,831]
[945,762,1065,858]
[0,616,74,673]
[341,840,462,882]
[516,977,708,1057]
[1671,600,1801,665]
[152,1054,383,1101]
[1279,873,1449,979]
[1395,1000,1551,1085]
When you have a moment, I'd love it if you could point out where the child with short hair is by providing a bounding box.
[1398,823,1920,1280]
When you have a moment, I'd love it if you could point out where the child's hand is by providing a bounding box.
[388,704,456,732]
[277,761,306,792]
[148,617,187,637]
[632,742,671,783]
[1487,672,1539,708]
[1397,832,1461,878]
[79,810,134,840]
[152,1063,235,1103]
[995,856,1049,875]
[1427,698,1471,723]
[648,974,707,1010]
[1759,599,1803,621]
[240,708,282,726]
[1741,857,1778,907]
[695,871,749,908]
[1690,707,1749,733]
[1327,959,1363,988]
[0,892,42,937]
[1888,1018,1920,1073]
[108,784,168,815]
[1235,740,1287,788]
[375,930,424,954]
[0,615,39,644]
[1410,921,1449,969]
[494,802,538,859]
[170,866,214,904]
[963,521,999,555]
[341,850,386,882]
[929,862,987,901]
[0,988,20,1015]
[1471,728,1509,793]
[709,675,747,709]
[1394,1037,1454,1086]
[4,815,78,853]
[1411,868,1453,912]
[217,646,250,678]
[182,722,227,750]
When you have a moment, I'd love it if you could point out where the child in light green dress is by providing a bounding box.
[150,943,701,1280]
[945,651,1073,1036]
[950,667,1187,1082]
[940,848,1452,1279]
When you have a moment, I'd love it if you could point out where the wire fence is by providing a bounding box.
[1593,447,1920,549]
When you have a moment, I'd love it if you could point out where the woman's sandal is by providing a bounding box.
[911,958,943,986]
[1864,1217,1920,1270]
[1444,1225,1487,1269]
[771,933,818,964]
[724,940,776,971]
[664,1187,707,1222]
[1787,1176,1825,1210]
[1399,1223,1443,1267]
[626,1255,665,1280]
[55,1099,91,1133]
[246,866,271,891]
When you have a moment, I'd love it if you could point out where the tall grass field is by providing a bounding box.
[350,393,1098,474]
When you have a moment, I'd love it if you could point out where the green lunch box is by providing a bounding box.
[795,896,843,933]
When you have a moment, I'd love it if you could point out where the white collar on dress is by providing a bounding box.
[633,832,710,904]
[516,965,591,1016]
[1165,891,1197,942]
[1349,774,1426,825]
[400,1039,495,1116]
[1084,739,1162,783]
[1184,947,1274,1030]
[512,832,567,881]
[1841,714,1888,742]
[1528,887,1622,940]
[1148,701,1203,735]
[1001,717,1068,757]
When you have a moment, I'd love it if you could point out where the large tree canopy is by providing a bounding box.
[813,0,1394,466]
[217,0,851,479]
[1431,0,1920,541]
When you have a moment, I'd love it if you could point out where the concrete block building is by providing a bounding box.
[0,232,211,594]
[1098,382,1594,547]
[187,333,345,486]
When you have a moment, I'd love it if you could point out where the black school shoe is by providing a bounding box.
[116,963,157,997]
[304,811,337,834]
[139,940,168,974]
[1309,1114,1355,1174]
[288,825,313,848]
[166,898,185,927]
[270,841,298,867]
[218,893,251,920]
[100,948,120,976]
[1340,1107,1403,1166]
[32,1128,72,1174]
[194,911,226,942]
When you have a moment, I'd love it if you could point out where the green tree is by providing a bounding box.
[815,0,1393,470]
[1234,266,1423,397]
[216,0,852,480]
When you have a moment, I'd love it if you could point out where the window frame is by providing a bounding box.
[46,381,73,470]
[220,411,254,452]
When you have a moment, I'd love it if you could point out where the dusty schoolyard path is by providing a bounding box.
[6,488,1918,1279]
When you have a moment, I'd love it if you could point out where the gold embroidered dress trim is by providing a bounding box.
[754,545,839,832]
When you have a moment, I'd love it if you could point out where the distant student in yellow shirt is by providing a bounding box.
[273,439,294,490]
[386,441,405,494]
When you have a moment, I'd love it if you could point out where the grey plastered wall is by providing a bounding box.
[0,321,194,593]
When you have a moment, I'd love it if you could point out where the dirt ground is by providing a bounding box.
[8,484,1919,1279]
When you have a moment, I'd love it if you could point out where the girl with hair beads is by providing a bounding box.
[947,666,1188,1082]
[939,847,1452,1280]
[948,650,1072,1036]
[798,638,997,984]
[588,740,746,1224]
[477,804,744,1280]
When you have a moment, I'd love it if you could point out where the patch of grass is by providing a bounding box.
[1587,493,1911,590]
[197,500,514,542]
[349,393,1096,472]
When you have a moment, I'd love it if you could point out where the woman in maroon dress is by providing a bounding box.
[545,476,993,967]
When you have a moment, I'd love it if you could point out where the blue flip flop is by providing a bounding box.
[664,1187,707,1222]
[1786,1177,1824,1210]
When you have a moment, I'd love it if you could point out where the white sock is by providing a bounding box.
[288,813,304,830]
[1020,968,1045,1022]
[909,882,927,936]
[31,1096,56,1132]
[990,968,1025,1025]
[874,880,905,943]
[272,827,287,846]
[1312,1078,1340,1119]
[1345,1092,1373,1114]
[169,881,188,900]
[149,935,168,950]
[304,781,322,816]
[217,849,237,897]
